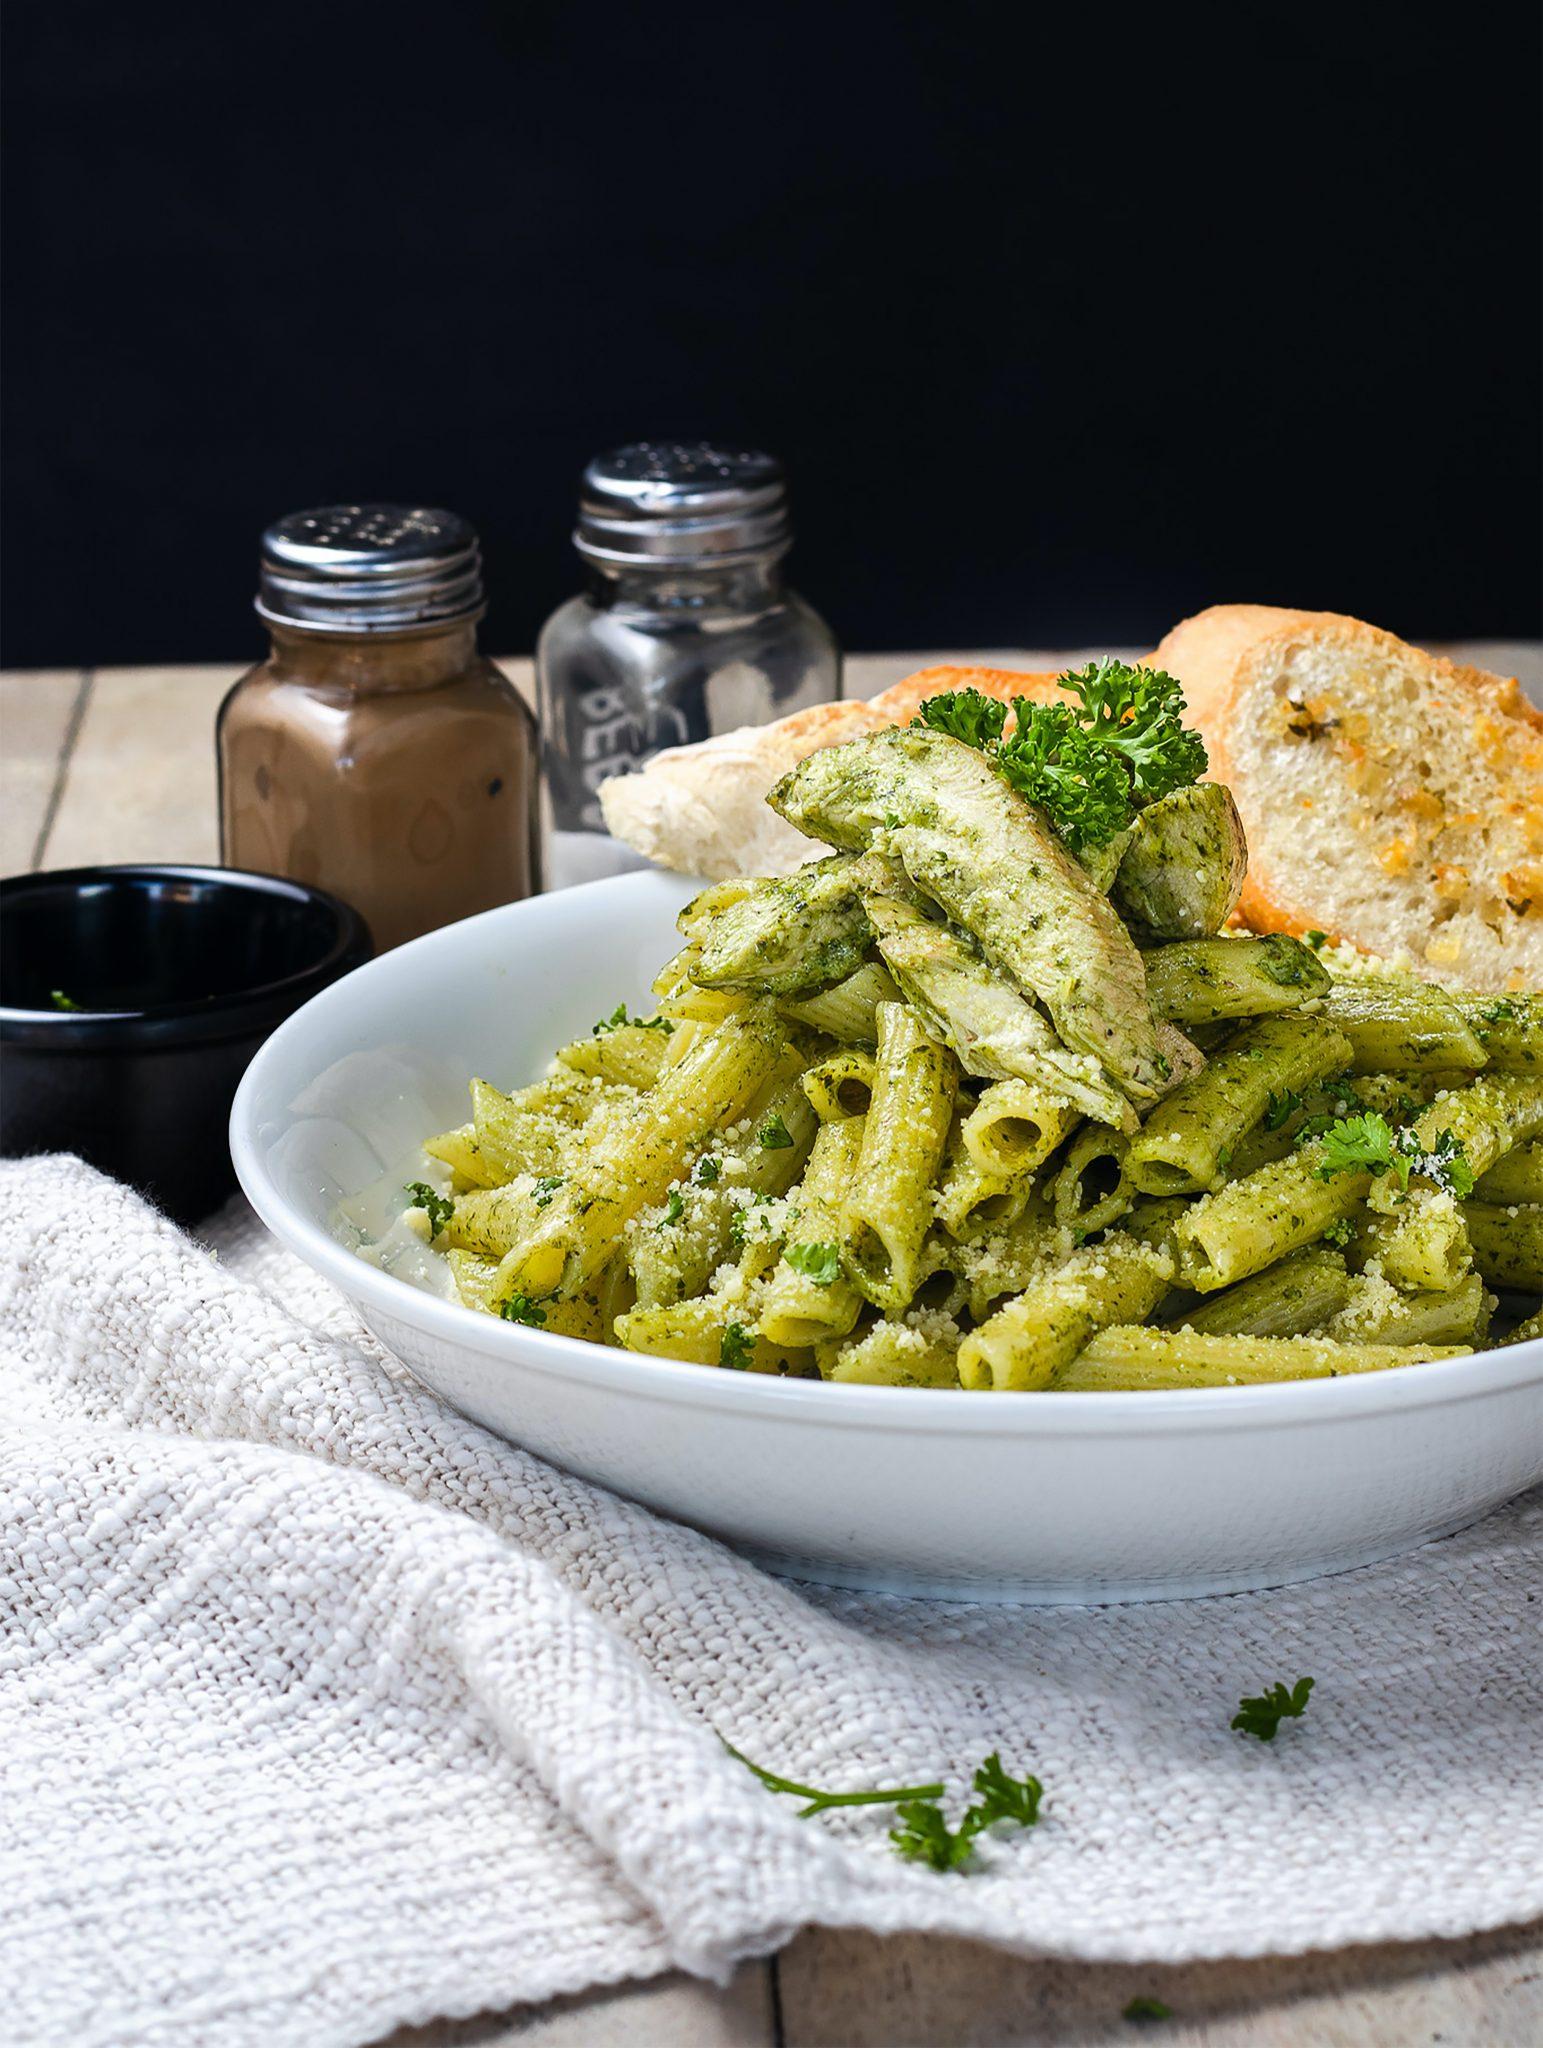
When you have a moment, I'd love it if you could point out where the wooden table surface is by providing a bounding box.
[5,647,1542,2048]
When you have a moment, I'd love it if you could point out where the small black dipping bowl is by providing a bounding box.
[0,866,372,1224]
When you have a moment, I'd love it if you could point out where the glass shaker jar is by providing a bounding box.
[536,442,840,887]
[218,505,540,951]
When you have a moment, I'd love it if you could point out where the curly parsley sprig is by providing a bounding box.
[912,660,1207,853]
[1059,657,1209,803]
[995,703,1135,854]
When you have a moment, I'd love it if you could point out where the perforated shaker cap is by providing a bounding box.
[573,442,792,568]
[256,505,485,634]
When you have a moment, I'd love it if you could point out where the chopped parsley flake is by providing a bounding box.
[1232,1676,1314,1742]
[1264,1088,1302,1131]
[497,1292,548,1327]
[785,1240,841,1285]
[49,989,84,1011]
[532,1174,563,1208]
[403,1181,454,1235]
[1123,1996,1174,2023]
[719,1321,755,1370]
[660,1189,685,1227]
[1304,930,1327,950]
[592,1002,673,1035]
[757,1111,794,1150]
[694,1155,722,1185]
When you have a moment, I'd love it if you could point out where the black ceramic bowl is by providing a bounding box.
[0,866,372,1224]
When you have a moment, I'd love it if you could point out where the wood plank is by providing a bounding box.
[375,1962,775,2047]
[775,1921,1543,2047]
[40,664,242,869]
[0,668,89,872]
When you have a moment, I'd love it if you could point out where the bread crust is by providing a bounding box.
[1156,604,1542,742]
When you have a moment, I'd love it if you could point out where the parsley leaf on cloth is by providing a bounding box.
[1232,1676,1314,1741]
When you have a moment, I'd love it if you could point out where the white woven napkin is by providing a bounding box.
[3,1154,1540,2048]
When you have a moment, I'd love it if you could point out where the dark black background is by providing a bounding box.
[4,2,1539,667]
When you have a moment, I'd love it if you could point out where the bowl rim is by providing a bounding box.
[230,870,1543,1437]
[0,863,373,1042]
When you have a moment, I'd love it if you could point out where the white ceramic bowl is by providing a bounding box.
[231,869,1543,1603]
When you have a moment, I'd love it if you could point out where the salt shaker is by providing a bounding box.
[536,442,841,886]
[218,506,540,951]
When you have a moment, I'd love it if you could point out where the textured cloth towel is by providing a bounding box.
[2,1154,1540,2048]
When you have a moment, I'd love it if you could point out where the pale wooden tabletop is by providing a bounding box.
[4,647,1542,2048]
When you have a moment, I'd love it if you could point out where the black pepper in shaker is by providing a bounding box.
[218,505,541,949]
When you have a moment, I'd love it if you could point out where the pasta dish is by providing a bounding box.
[378,661,1542,1390]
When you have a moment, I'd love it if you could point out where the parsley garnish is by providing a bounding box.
[726,1742,1043,1875]
[785,1240,841,1286]
[403,1181,453,1236]
[911,662,1206,854]
[1320,1217,1354,1247]
[967,1751,1045,1827]
[914,686,1007,749]
[890,1799,978,1872]
[660,1189,686,1227]
[892,1753,1045,1872]
[995,702,1135,853]
[1123,1996,1174,2023]
[532,1174,563,1208]
[1481,998,1517,1023]
[592,1002,673,1035]
[730,1198,769,1248]
[694,1155,722,1185]
[757,1111,794,1150]
[1414,1128,1477,1198]
[497,1292,548,1327]
[1264,1088,1302,1131]
[1304,929,1328,950]
[1056,658,1210,804]
[1313,1112,1474,1196]
[719,1321,754,1370]
[1315,1112,1396,1179]
[49,989,84,1011]
[1232,1676,1314,1741]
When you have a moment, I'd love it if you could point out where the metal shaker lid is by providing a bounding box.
[574,442,792,568]
[256,505,485,633]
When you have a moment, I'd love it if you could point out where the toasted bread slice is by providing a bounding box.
[599,665,1059,879]
[1153,606,1543,992]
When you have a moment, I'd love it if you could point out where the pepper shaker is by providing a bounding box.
[218,505,541,951]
